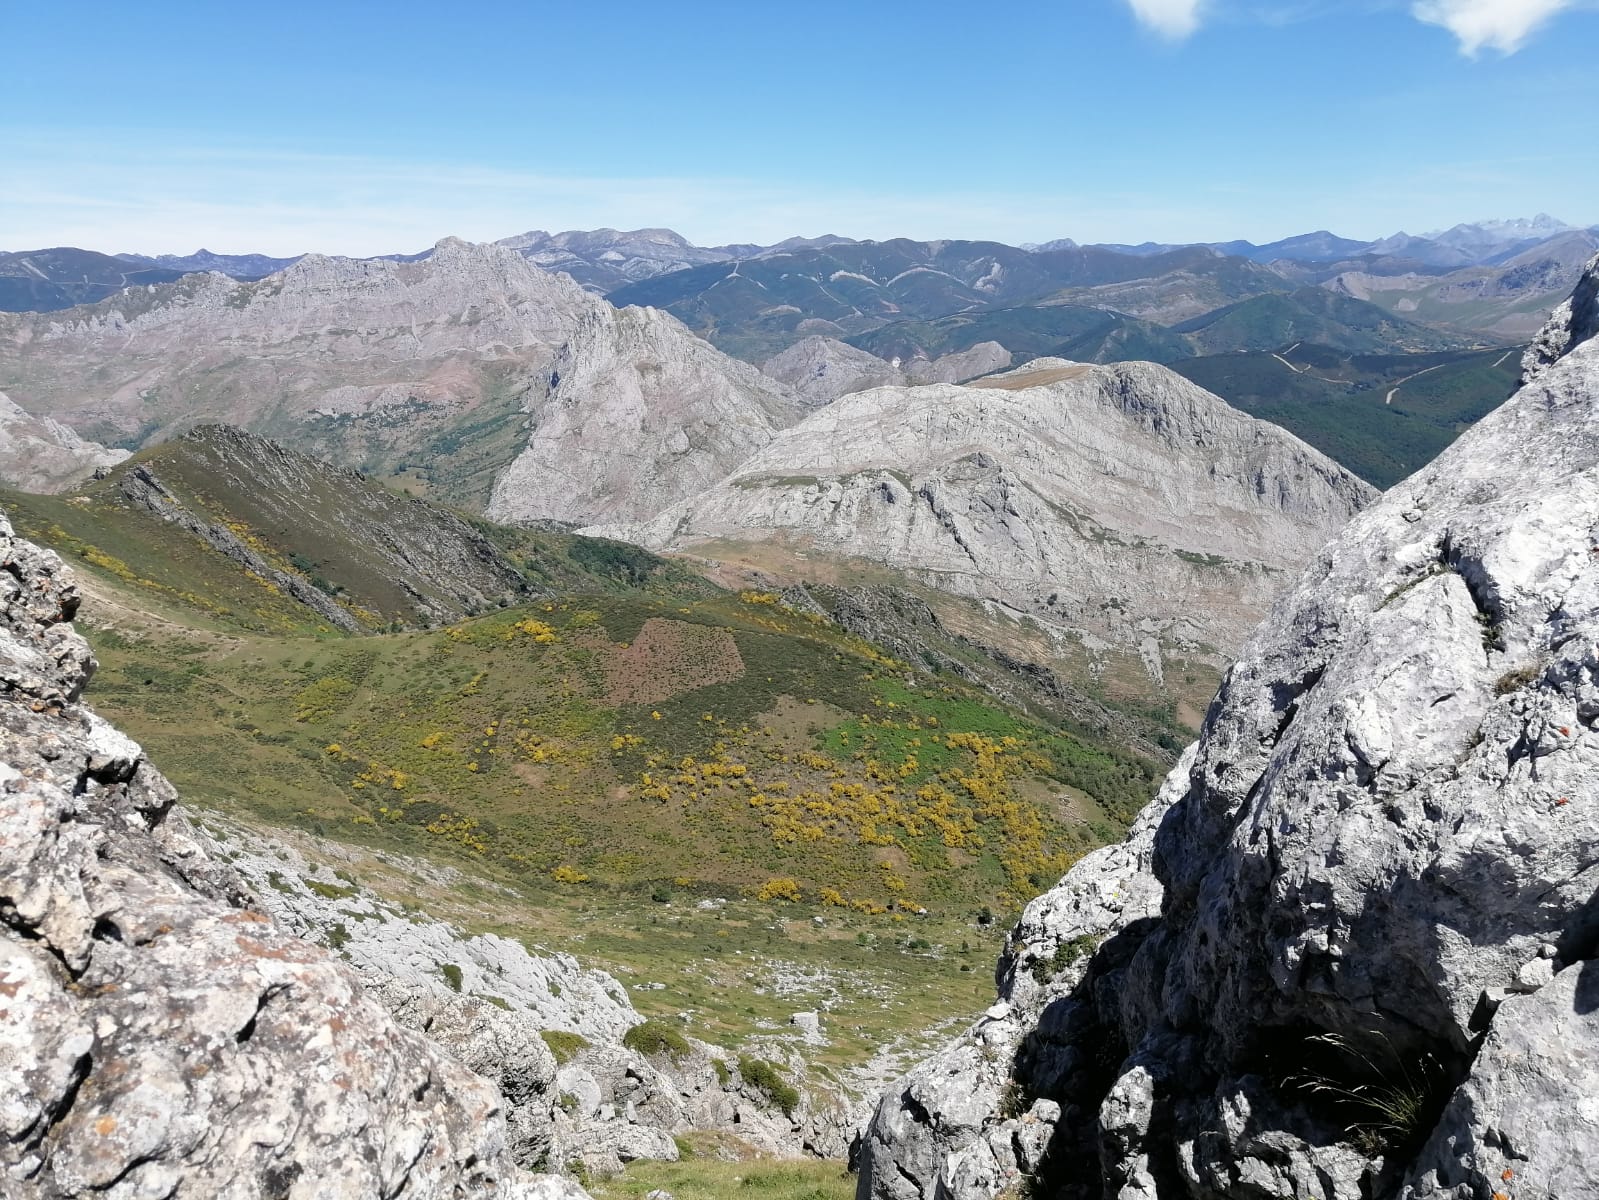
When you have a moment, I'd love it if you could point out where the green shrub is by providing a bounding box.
[1029,934,1099,984]
[540,1029,590,1065]
[737,1056,800,1116]
[623,1019,691,1061]
[440,963,464,992]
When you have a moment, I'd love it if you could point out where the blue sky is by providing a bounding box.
[3,0,1596,255]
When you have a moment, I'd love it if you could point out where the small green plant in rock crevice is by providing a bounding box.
[1288,1027,1455,1157]
[1029,934,1100,984]
[737,1056,800,1117]
[439,962,464,992]
[540,1029,590,1065]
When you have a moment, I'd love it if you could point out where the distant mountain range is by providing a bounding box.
[4,222,1576,492]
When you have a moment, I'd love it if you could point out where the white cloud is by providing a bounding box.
[1411,0,1577,53]
[1122,0,1206,37]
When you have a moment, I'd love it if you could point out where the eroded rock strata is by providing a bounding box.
[858,255,1599,1197]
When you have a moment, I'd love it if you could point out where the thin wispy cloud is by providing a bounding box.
[1121,0,1586,50]
[1123,0,1206,37]
[1411,0,1577,53]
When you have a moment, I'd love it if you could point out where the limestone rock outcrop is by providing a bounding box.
[0,511,555,1197]
[197,817,850,1176]
[596,358,1372,669]
[857,253,1599,1198]
[485,303,804,526]
[0,389,127,493]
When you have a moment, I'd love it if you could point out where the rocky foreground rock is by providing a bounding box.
[0,510,577,1197]
[857,256,1599,1198]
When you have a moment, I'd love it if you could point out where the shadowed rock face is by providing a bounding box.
[0,512,553,1198]
[857,253,1599,1198]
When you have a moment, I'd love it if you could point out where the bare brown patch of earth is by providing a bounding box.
[966,365,1094,390]
[604,617,745,705]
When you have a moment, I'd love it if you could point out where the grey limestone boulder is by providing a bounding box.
[859,254,1599,1198]
[0,512,562,1197]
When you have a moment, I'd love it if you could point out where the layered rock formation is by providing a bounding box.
[484,303,802,526]
[760,337,1012,405]
[0,240,803,521]
[597,359,1372,670]
[0,512,560,1197]
[858,254,1599,1197]
[0,390,127,493]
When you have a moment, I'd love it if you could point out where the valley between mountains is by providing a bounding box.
[3,226,1598,1199]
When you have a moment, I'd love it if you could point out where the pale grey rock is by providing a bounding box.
[761,337,906,404]
[598,359,1372,667]
[0,389,127,493]
[1522,249,1599,380]
[0,511,542,1197]
[200,818,844,1172]
[1404,966,1599,1197]
[486,303,804,526]
[759,337,1011,405]
[903,342,1011,386]
[860,258,1599,1198]
[791,1011,826,1045]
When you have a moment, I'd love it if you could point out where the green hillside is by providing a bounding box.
[87,591,1156,913]
[4,430,1160,917]
[2,426,709,636]
[847,304,1192,365]
[1173,287,1473,355]
[1171,344,1521,487]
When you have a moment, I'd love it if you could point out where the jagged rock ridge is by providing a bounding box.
[857,252,1599,1197]
[596,358,1373,670]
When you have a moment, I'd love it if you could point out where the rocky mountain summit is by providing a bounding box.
[0,238,805,520]
[0,510,555,1197]
[484,302,803,526]
[598,359,1373,673]
[857,254,1599,1198]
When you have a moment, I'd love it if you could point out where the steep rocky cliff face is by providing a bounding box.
[857,254,1599,1198]
[0,390,127,493]
[484,303,803,526]
[0,240,803,520]
[0,512,568,1197]
[598,359,1372,671]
